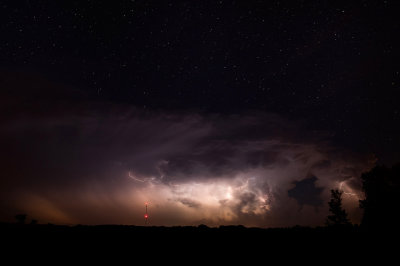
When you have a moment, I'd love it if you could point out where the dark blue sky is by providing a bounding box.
[2,0,399,163]
[0,0,399,226]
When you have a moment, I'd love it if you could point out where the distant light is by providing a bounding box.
[144,214,148,219]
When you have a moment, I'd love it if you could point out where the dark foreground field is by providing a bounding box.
[1,222,396,261]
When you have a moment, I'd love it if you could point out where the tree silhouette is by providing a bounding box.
[15,214,27,224]
[360,164,400,229]
[326,189,351,226]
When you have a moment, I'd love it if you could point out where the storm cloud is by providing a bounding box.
[0,75,375,226]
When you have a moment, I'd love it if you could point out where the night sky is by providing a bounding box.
[1,0,399,227]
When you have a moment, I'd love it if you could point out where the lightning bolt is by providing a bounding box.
[128,160,167,184]
[339,181,357,197]
[128,171,145,182]
[127,171,162,185]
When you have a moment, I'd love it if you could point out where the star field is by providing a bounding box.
[2,2,399,154]
[0,0,399,226]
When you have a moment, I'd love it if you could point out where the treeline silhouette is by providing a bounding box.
[1,163,399,256]
[326,189,351,227]
[323,163,400,231]
[360,163,400,229]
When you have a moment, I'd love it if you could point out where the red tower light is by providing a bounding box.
[144,202,149,225]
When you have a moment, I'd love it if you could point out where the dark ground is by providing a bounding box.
[1,222,396,262]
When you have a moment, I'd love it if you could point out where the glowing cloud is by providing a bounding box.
[0,105,375,227]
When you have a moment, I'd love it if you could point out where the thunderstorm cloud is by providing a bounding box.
[0,73,375,227]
